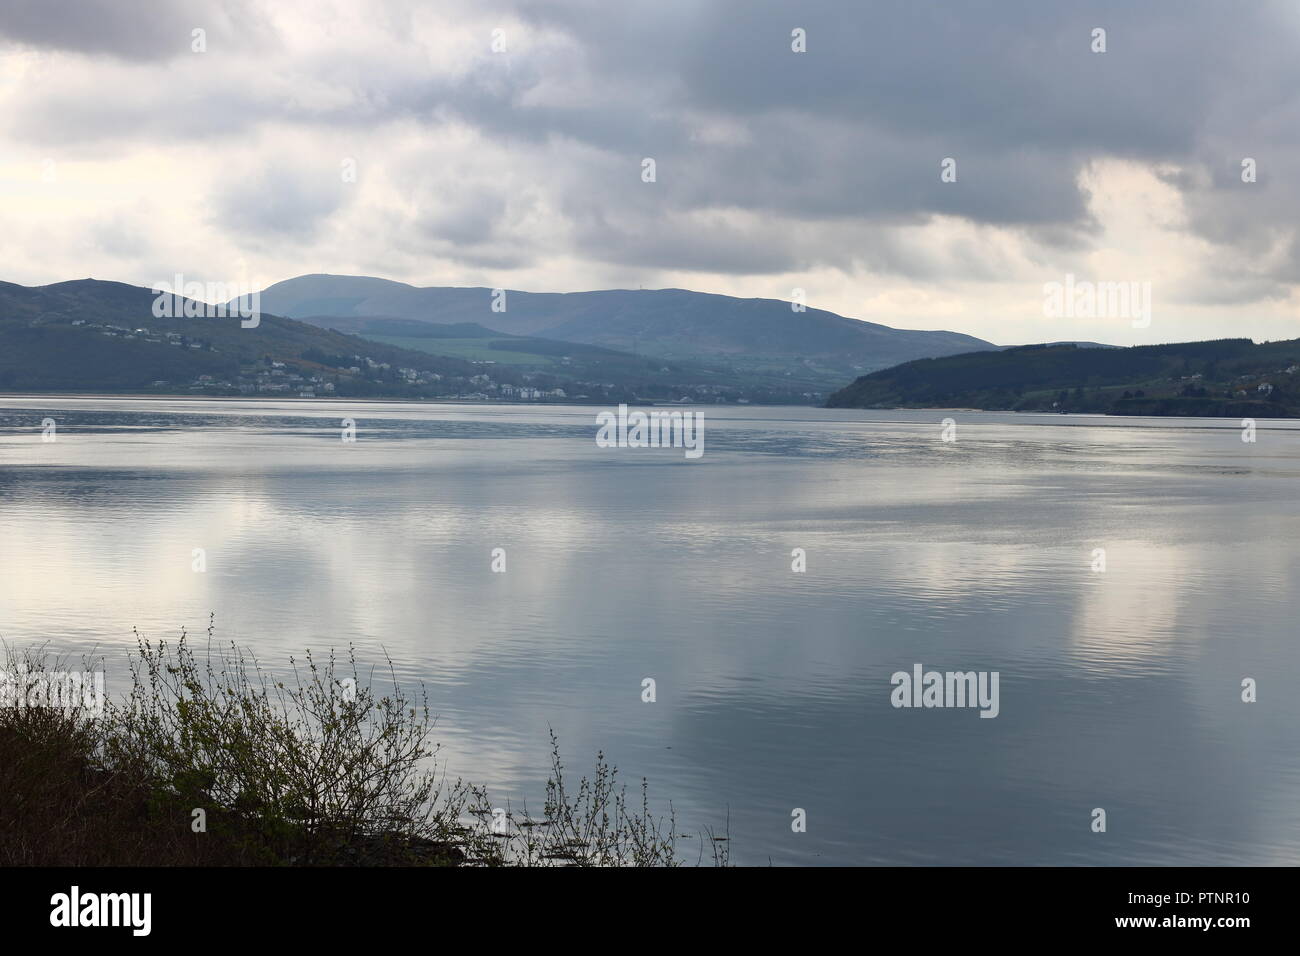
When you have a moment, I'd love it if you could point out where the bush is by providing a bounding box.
[0,621,713,867]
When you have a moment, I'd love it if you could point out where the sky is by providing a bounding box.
[2,0,1300,346]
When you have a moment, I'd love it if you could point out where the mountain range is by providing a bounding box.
[7,274,1266,417]
[254,274,996,389]
[0,274,1004,403]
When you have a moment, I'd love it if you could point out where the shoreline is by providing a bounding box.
[2,392,1296,420]
[0,392,803,409]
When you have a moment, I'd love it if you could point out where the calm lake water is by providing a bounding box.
[2,397,1298,865]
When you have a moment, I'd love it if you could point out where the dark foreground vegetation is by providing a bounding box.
[826,338,1300,416]
[0,623,723,867]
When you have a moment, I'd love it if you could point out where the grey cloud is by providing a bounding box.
[209,163,351,240]
[0,0,274,61]
[490,0,1300,277]
[90,215,153,259]
[4,0,1300,312]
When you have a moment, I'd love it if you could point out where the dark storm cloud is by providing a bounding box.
[4,0,1300,306]
[463,0,1298,287]
[499,2,1273,200]
[0,0,273,61]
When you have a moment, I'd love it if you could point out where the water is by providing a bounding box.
[2,397,1298,865]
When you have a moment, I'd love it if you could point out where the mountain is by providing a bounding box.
[254,274,997,387]
[0,279,825,402]
[0,278,499,397]
[825,339,1300,417]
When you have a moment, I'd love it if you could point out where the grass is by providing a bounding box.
[0,619,725,867]
[363,335,556,366]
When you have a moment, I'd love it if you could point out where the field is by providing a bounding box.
[363,335,557,366]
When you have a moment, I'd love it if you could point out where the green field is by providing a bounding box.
[363,335,556,366]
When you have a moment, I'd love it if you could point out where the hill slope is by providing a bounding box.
[255,274,996,385]
[0,279,819,402]
[0,279,492,397]
[825,339,1300,416]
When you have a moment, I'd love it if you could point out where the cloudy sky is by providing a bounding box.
[2,0,1299,346]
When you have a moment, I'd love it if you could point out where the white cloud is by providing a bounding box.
[1,0,1299,346]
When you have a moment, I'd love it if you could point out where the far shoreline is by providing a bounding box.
[0,391,703,408]
[2,392,1296,420]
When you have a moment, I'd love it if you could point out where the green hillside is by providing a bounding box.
[257,273,997,387]
[366,335,560,365]
[0,279,819,403]
[0,279,483,398]
[825,339,1300,417]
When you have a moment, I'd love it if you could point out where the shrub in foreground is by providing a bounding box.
[0,623,723,866]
